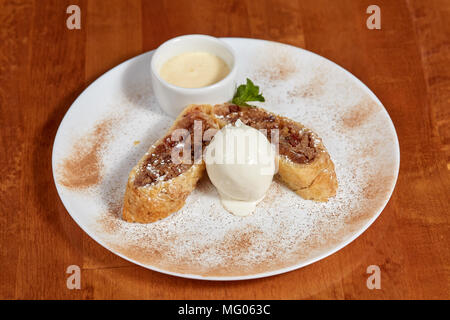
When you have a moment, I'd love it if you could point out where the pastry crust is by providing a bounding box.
[277,146,337,202]
[123,104,218,223]
[212,104,338,202]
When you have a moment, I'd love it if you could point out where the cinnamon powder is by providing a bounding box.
[57,117,116,190]
[287,74,326,99]
[257,45,297,81]
[342,97,377,129]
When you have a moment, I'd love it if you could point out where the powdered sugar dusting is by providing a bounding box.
[53,39,399,279]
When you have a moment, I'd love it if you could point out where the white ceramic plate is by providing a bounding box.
[52,38,399,280]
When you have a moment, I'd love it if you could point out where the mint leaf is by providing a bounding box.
[231,78,265,107]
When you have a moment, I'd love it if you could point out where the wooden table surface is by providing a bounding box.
[1,0,449,300]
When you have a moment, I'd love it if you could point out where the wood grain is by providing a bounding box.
[0,0,448,299]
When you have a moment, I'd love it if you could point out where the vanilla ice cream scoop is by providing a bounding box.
[205,120,276,216]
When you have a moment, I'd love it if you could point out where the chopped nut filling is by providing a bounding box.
[134,108,216,187]
[214,104,318,164]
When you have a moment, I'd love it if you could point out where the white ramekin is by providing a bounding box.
[150,35,237,117]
